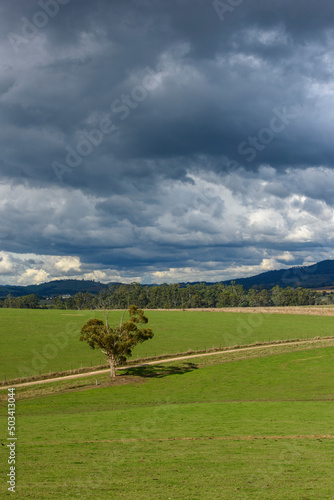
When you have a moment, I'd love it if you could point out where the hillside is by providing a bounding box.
[222,260,334,289]
[1,260,334,298]
[0,279,112,298]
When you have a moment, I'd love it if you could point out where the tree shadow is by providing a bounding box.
[121,362,198,378]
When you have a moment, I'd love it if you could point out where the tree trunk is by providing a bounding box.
[108,355,116,378]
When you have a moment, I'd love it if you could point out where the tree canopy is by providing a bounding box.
[79,305,154,378]
[49,282,327,310]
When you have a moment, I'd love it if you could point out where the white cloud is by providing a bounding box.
[0,162,334,285]
[18,269,49,285]
[276,252,295,263]
[83,270,108,282]
[1,0,334,289]
[0,252,14,274]
[82,270,139,283]
[54,256,81,273]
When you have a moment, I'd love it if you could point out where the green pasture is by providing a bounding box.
[1,345,334,498]
[0,308,334,380]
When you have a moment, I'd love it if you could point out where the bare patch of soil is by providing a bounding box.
[170,306,334,316]
[66,375,146,392]
[60,313,84,316]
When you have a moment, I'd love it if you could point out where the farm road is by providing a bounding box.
[8,337,334,388]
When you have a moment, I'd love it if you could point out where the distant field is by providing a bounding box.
[1,308,334,380]
[197,305,334,315]
[1,345,333,499]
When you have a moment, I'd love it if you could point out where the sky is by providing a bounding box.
[1,0,334,286]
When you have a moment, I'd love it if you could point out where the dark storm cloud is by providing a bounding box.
[0,0,334,283]
[1,0,334,187]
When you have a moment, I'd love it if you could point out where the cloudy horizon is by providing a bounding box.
[1,0,334,286]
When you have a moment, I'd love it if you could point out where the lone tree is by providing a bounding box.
[79,305,154,378]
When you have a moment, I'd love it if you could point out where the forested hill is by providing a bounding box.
[221,260,334,289]
[0,279,111,298]
[1,260,334,298]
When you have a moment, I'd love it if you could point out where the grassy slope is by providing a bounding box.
[1,308,334,380]
[1,346,334,499]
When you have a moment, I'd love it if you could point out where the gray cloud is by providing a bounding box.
[0,0,333,284]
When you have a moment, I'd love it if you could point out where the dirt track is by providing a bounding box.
[19,435,334,445]
[9,337,334,388]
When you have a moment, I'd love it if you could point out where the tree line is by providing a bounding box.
[2,282,332,309]
[0,294,41,309]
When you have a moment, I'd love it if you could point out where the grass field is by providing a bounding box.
[1,344,334,498]
[1,308,334,380]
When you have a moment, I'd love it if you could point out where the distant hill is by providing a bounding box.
[0,279,113,298]
[220,260,334,290]
[1,260,334,298]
